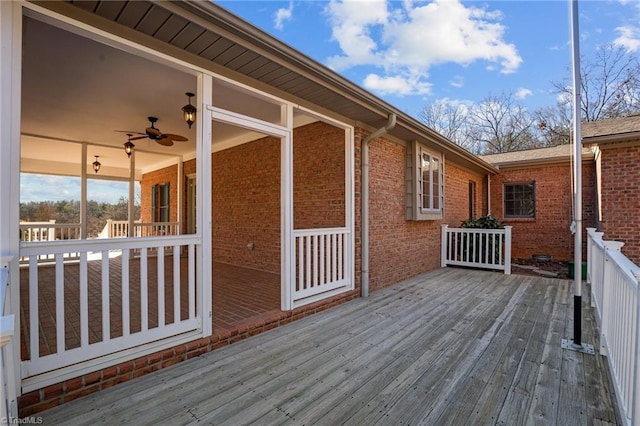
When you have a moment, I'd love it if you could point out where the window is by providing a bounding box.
[504,182,535,218]
[406,141,444,220]
[151,182,170,222]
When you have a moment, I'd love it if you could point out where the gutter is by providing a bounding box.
[361,114,396,297]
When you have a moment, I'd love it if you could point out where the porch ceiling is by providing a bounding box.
[28,0,496,176]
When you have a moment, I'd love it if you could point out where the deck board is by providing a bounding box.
[38,268,621,425]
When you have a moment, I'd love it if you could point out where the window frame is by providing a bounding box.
[406,141,444,221]
[503,182,536,219]
[151,182,170,222]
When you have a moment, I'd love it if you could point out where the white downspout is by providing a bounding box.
[361,113,396,297]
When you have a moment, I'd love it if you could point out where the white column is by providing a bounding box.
[0,0,22,418]
[281,104,294,311]
[199,73,213,336]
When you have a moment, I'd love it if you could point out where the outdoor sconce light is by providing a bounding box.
[92,155,101,173]
[124,134,135,158]
[182,92,197,129]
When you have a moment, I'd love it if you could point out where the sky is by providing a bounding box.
[20,0,640,204]
[216,0,640,117]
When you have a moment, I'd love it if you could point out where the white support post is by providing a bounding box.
[199,73,213,337]
[441,225,448,268]
[281,104,294,311]
[1,0,22,418]
[504,226,512,275]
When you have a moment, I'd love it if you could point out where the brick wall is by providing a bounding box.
[293,121,346,229]
[364,132,487,293]
[599,145,640,264]
[488,160,597,261]
[212,135,281,273]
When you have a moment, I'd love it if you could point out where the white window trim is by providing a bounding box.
[406,141,444,221]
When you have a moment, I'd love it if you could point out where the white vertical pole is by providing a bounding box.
[570,0,584,346]
[441,225,448,268]
[199,73,213,336]
[81,143,88,239]
[281,104,294,311]
[127,150,135,237]
[0,1,22,417]
[504,226,512,275]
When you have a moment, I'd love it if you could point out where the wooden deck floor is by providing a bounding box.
[38,268,620,425]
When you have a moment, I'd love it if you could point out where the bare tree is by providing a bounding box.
[552,43,640,121]
[418,99,479,153]
[533,103,572,146]
[467,92,538,154]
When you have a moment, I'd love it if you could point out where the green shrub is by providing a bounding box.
[460,214,504,229]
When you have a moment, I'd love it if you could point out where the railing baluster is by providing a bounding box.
[29,257,38,360]
[297,236,303,291]
[55,254,65,355]
[313,235,318,289]
[320,234,325,285]
[173,245,180,324]
[80,252,88,347]
[122,250,130,337]
[305,236,311,290]
[101,251,110,343]
[188,244,195,320]
[141,248,148,332]
[158,246,165,327]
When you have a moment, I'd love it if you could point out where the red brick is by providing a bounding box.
[43,383,64,400]
[18,390,41,407]
[102,366,118,380]
[65,377,84,393]
[84,371,102,386]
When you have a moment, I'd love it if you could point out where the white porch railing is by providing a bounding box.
[101,220,180,238]
[19,235,201,391]
[441,225,512,274]
[19,221,81,242]
[293,228,351,306]
[587,228,640,426]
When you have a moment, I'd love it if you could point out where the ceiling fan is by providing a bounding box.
[118,116,188,147]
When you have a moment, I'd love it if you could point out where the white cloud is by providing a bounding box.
[514,88,533,100]
[614,25,640,52]
[274,1,294,31]
[363,73,432,95]
[325,0,522,96]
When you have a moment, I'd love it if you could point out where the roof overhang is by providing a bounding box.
[33,0,497,175]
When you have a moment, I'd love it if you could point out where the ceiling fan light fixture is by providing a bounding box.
[182,92,197,129]
[92,155,101,173]
[124,134,135,158]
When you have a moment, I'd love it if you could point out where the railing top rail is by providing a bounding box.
[20,234,200,254]
[20,223,81,228]
[293,227,350,236]
[445,227,506,234]
[607,248,640,285]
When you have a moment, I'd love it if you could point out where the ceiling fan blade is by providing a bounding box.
[162,133,189,142]
[129,135,148,141]
[156,139,174,147]
[115,130,146,136]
